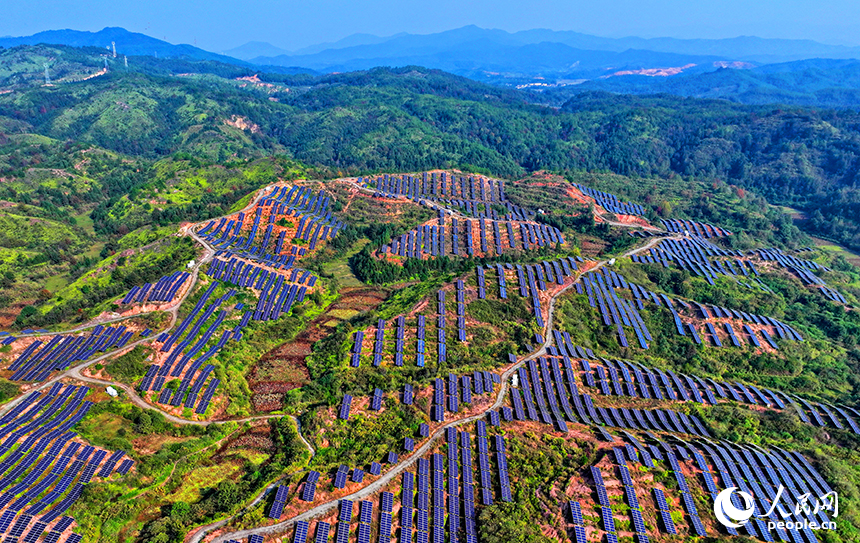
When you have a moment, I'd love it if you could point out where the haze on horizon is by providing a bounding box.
[2,0,858,54]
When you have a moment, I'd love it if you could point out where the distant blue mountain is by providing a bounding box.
[539,58,860,108]
[0,27,247,64]
[6,25,860,108]
[222,41,290,61]
[251,25,860,76]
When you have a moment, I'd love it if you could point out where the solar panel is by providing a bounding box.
[689,514,708,536]
[601,506,616,533]
[657,509,677,534]
[315,521,331,543]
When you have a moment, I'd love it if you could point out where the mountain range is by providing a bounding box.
[0,27,248,65]
[4,25,860,108]
[244,25,860,68]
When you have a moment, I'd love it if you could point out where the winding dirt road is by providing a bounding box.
[0,185,277,423]
[0,176,670,543]
[199,234,675,543]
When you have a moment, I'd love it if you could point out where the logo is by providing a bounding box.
[714,487,755,528]
[713,486,838,532]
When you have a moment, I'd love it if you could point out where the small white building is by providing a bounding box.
[512,374,519,388]
[105,386,118,398]
[187,259,196,269]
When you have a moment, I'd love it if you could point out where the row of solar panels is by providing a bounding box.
[349,255,586,369]
[636,233,772,289]
[580,269,652,349]
[380,217,563,259]
[577,265,803,348]
[755,247,850,304]
[121,270,189,304]
[288,420,511,543]
[138,282,242,412]
[551,338,860,434]
[573,183,645,216]
[660,218,731,238]
[511,352,712,437]
[7,325,135,382]
[0,385,132,540]
[362,171,507,204]
[361,173,534,224]
[201,184,342,251]
[661,434,829,542]
[208,252,316,287]
[560,421,835,542]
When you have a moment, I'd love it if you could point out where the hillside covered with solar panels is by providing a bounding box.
[0,164,858,543]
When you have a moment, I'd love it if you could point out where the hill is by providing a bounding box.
[253,25,860,68]
[3,53,860,252]
[536,58,860,108]
[0,39,858,543]
[10,26,860,110]
[0,26,247,64]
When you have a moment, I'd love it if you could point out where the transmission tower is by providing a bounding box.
[43,63,50,85]
[112,41,116,58]
[124,55,128,68]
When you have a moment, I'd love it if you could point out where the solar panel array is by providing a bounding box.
[610,446,650,543]
[268,484,288,519]
[630,233,773,292]
[432,378,444,422]
[301,471,320,502]
[379,217,564,259]
[370,388,383,411]
[652,488,677,535]
[567,500,587,543]
[199,184,343,260]
[579,268,652,349]
[664,451,707,536]
[206,253,313,322]
[589,464,620,541]
[121,271,190,304]
[0,384,133,539]
[339,395,352,420]
[754,247,852,303]
[360,171,533,222]
[335,499,352,543]
[573,183,645,215]
[660,219,731,238]
[135,281,249,414]
[345,256,583,371]
[553,343,860,434]
[6,325,138,382]
[333,465,349,489]
[494,435,511,502]
[692,439,838,542]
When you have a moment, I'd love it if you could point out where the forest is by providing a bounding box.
[2,56,860,253]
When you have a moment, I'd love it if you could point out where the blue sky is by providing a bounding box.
[2,0,858,52]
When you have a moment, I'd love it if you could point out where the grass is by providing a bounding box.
[166,462,243,503]
[44,274,69,292]
[77,412,126,449]
[810,236,860,268]
[322,238,368,289]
